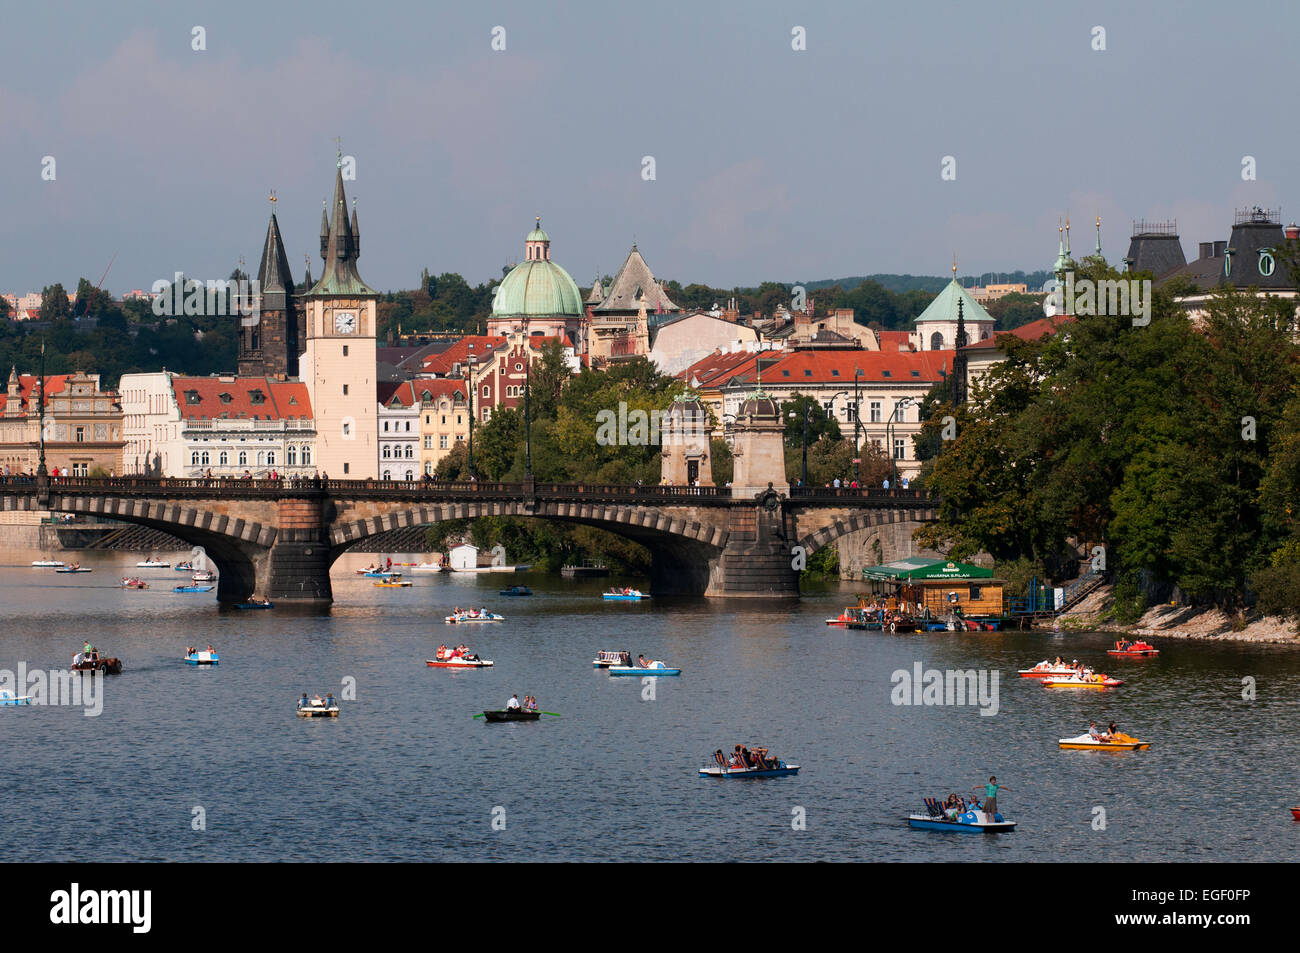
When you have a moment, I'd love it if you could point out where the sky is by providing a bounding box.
[2,0,1297,297]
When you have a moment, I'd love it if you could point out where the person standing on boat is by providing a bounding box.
[506,694,520,711]
[976,777,1005,816]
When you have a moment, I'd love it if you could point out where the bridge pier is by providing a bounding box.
[704,494,799,598]
[252,497,333,606]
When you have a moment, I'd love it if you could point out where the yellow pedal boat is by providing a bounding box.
[1058,732,1149,750]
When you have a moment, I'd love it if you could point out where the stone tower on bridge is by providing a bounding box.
[660,396,713,486]
[730,392,789,498]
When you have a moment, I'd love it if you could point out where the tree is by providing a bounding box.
[39,284,72,321]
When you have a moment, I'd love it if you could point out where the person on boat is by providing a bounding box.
[300,693,309,708]
[506,694,520,711]
[636,654,649,668]
[526,696,537,712]
[1088,721,1102,740]
[975,776,1005,816]
[326,693,335,708]
[729,745,743,768]
[206,644,214,654]
[1106,721,1119,740]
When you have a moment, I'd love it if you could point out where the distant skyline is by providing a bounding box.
[3,0,1296,297]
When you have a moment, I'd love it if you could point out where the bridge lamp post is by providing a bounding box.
[885,397,915,489]
[787,404,808,487]
[36,339,47,479]
[524,345,532,478]
[853,368,863,485]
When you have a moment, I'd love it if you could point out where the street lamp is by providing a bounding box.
[787,403,809,487]
[885,397,915,488]
[37,339,48,479]
[524,343,532,477]
[466,354,478,481]
[853,368,863,485]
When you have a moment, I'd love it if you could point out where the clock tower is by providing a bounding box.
[301,154,379,478]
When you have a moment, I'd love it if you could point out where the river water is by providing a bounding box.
[2,549,1297,862]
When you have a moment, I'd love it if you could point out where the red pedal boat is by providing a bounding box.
[1290,807,1300,821]
[1108,639,1159,657]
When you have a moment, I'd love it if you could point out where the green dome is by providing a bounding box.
[527,224,550,242]
[492,258,583,317]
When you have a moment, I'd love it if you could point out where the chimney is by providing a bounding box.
[1199,242,1215,260]
[1213,240,1227,257]
[1286,223,1300,240]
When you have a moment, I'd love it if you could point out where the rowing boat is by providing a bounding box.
[482,709,540,722]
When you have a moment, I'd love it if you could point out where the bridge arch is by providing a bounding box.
[794,507,935,556]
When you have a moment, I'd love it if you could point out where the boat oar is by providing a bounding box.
[541,712,561,717]
[472,713,486,718]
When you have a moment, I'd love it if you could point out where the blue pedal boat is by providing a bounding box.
[1,690,33,706]
[699,763,799,779]
[184,650,219,665]
[603,590,649,601]
[608,663,680,676]
[174,585,215,593]
[908,807,1016,834]
[363,571,396,578]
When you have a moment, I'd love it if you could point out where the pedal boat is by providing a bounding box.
[0,689,33,706]
[483,709,540,722]
[235,600,273,609]
[174,584,215,593]
[1291,807,1300,821]
[136,560,170,569]
[608,661,681,676]
[445,611,504,624]
[1018,663,1081,679]
[1107,640,1159,657]
[593,650,631,668]
[373,574,412,587]
[120,578,148,589]
[362,570,397,578]
[1058,732,1149,750]
[55,566,92,573]
[426,651,493,668]
[908,809,1016,834]
[699,762,799,779]
[296,697,339,717]
[499,585,532,596]
[603,589,649,601]
[184,650,220,665]
[1042,673,1123,688]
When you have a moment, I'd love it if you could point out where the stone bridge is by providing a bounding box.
[0,476,935,605]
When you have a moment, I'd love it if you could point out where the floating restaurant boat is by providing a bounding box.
[427,646,493,668]
[1042,673,1123,689]
[482,709,540,722]
[445,610,504,624]
[1107,639,1159,657]
[120,577,148,589]
[0,689,33,706]
[908,798,1015,834]
[296,695,339,717]
[31,559,64,568]
[498,585,532,596]
[183,649,220,665]
[609,661,681,676]
[174,584,215,593]
[1058,732,1149,750]
[700,748,798,778]
[55,565,92,573]
[592,650,631,668]
[603,588,649,601]
[136,559,170,569]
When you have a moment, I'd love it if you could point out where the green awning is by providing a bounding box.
[862,558,994,581]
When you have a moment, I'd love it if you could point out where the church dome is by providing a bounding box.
[492,219,583,318]
[739,394,780,419]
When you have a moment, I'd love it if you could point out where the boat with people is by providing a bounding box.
[174,584,215,593]
[427,644,494,668]
[603,587,649,601]
[191,569,216,583]
[700,746,798,778]
[71,648,121,674]
[31,559,64,568]
[608,658,681,676]
[1042,672,1124,689]
[482,709,540,722]
[908,795,1016,833]
[55,564,92,573]
[592,650,632,668]
[373,574,412,587]
[234,598,273,609]
[0,689,33,706]
[444,608,504,624]
[1058,731,1149,751]
[363,570,398,579]
[174,561,194,571]
[183,646,220,666]
[296,693,339,717]
[120,577,148,589]
[136,557,170,569]
[1291,807,1300,821]
[1018,659,1089,679]
[499,585,532,596]
[1108,639,1159,657]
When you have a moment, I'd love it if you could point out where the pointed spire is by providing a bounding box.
[1064,216,1071,257]
[303,254,312,291]
[257,196,294,301]
[320,201,330,259]
[307,150,374,297]
[1095,215,1102,258]
[351,198,360,259]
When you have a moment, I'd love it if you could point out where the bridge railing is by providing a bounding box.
[789,486,931,503]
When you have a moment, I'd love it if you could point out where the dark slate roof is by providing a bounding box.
[1156,254,1225,290]
[593,245,678,314]
[256,210,294,311]
[307,163,377,297]
[1124,234,1186,279]
[1222,217,1292,290]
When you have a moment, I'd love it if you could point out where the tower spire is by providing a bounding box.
[1095,215,1102,258]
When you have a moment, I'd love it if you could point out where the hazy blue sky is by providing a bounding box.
[3,0,1296,296]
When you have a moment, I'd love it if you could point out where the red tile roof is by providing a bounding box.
[171,377,312,420]
[385,377,470,408]
[762,349,953,384]
[961,315,1073,351]
[877,330,915,351]
[419,336,508,375]
[677,349,770,387]
[0,375,72,416]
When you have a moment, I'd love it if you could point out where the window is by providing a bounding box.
[894,402,908,423]
[72,463,88,476]
[424,462,433,475]
[342,384,349,396]
[287,446,296,466]
[383,469,391,480]
[185,390,201,405]
[342,422,351,436]
[218,451,228,466]
[382,446,392,459]
[831,369,840,376]
[191,451,200,466]
[404,470,414,481]
[249,390,266,405]
[405,421,411,432]
[239,451,247,466]
[257,452,266,466]
[301,447,311,465]
[343,463,349,474]
[930,332,944,350]
[267,452,275,466]
[1260,252,1276,277]
[455,434,464,442]
[423,436,433,449]
[893,438,905,460]
[200,450,210,466]
[404,446,414,459]
[75,427,85,442]
[482,385,491,398]
[970,586,982,600]
[440,435,449,449]
[342,345,349,357]
[870,401,882,423]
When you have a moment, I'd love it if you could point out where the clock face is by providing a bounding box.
[334,312,357,334]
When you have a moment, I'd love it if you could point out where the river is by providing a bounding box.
[2,549,1297,861]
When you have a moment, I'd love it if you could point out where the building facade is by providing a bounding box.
[0,371,124,475]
